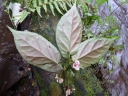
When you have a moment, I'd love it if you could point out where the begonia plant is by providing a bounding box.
[8,4,115,95]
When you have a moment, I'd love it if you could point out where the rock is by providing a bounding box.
[0,0,39,95]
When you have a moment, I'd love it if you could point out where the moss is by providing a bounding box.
[50,81,62,96]
[35,70,49,96]
[79,68,104,96]
[30,12,56,44]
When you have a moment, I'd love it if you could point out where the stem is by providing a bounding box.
[63,69,66,95]
[63,52,71,95]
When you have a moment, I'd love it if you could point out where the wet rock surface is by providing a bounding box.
[0,0,39,95]
[93,0,128,95]
[0,0,58,95]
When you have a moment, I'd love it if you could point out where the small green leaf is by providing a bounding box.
[102,27,118,37]
[44,0,48,3]
[62,2,68,11]
[53,1,63,14]
[58,2,65,10]
[43,5,47,12]
[4,9,8,13]
[33,0,37,8]
[19,10,30,23]
[36,6,42,17]
[96,0,108,6]
[65,1,72,7]
[38,0,42,5]
[49,3,55,16]
[113,44,124,51]
[85,0,92,4]
[29,8,36,12]
[43,0,48,12]
[112,29,119,36]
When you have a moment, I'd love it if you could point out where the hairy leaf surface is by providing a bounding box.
[56,4,82,58]
[8,27,62,72]
[72,38,114,68]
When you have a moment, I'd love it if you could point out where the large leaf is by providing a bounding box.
[8,27,62,72]
[72,38,114,68]
[56,4,82,58]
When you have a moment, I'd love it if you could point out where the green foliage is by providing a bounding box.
[98,16,119,37]
[77,0,119,41]
[6,0,74,25]
[73,1,121,90]
[76,0,108,26]
[119,0,128,4]
[25,0,74,16]
[76,0,100,41]
[19,10,30,23]
[80,68,103,96]
[77,0,123,80]
[96,0,108,6]
[81,0,108,6]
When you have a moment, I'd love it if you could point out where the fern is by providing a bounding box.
[8,0,74,25]
[26,0,74,16]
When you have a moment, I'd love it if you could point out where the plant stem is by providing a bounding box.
[63,52,71,95]
[63,69,66,95]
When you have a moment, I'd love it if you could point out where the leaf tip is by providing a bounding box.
[7,26,12,32]
[7,26,17,35]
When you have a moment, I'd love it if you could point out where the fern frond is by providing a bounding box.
[58,1,66,11]
[49,3,55,16]
[53,1,63,14]
[36,6,42,17]
[32,0,37,8]
[19,10,30,23]
[38,0,42,5]
[43,0,48,12]
[26,0,74,16]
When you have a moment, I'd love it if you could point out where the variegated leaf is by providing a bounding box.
[56,4,82,58]
[8,26,62,72]
[72,38,114,68]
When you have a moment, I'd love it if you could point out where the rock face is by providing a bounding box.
[98,0,128,95]
[0,0,39,95]
[0,0,58,95]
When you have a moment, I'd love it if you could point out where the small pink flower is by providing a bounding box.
[73,60,80,70]
[55,74,58,82]
[58,78,63,84]
[55,74,58,79]
[55,74,63,84]
[66,89,71,96]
